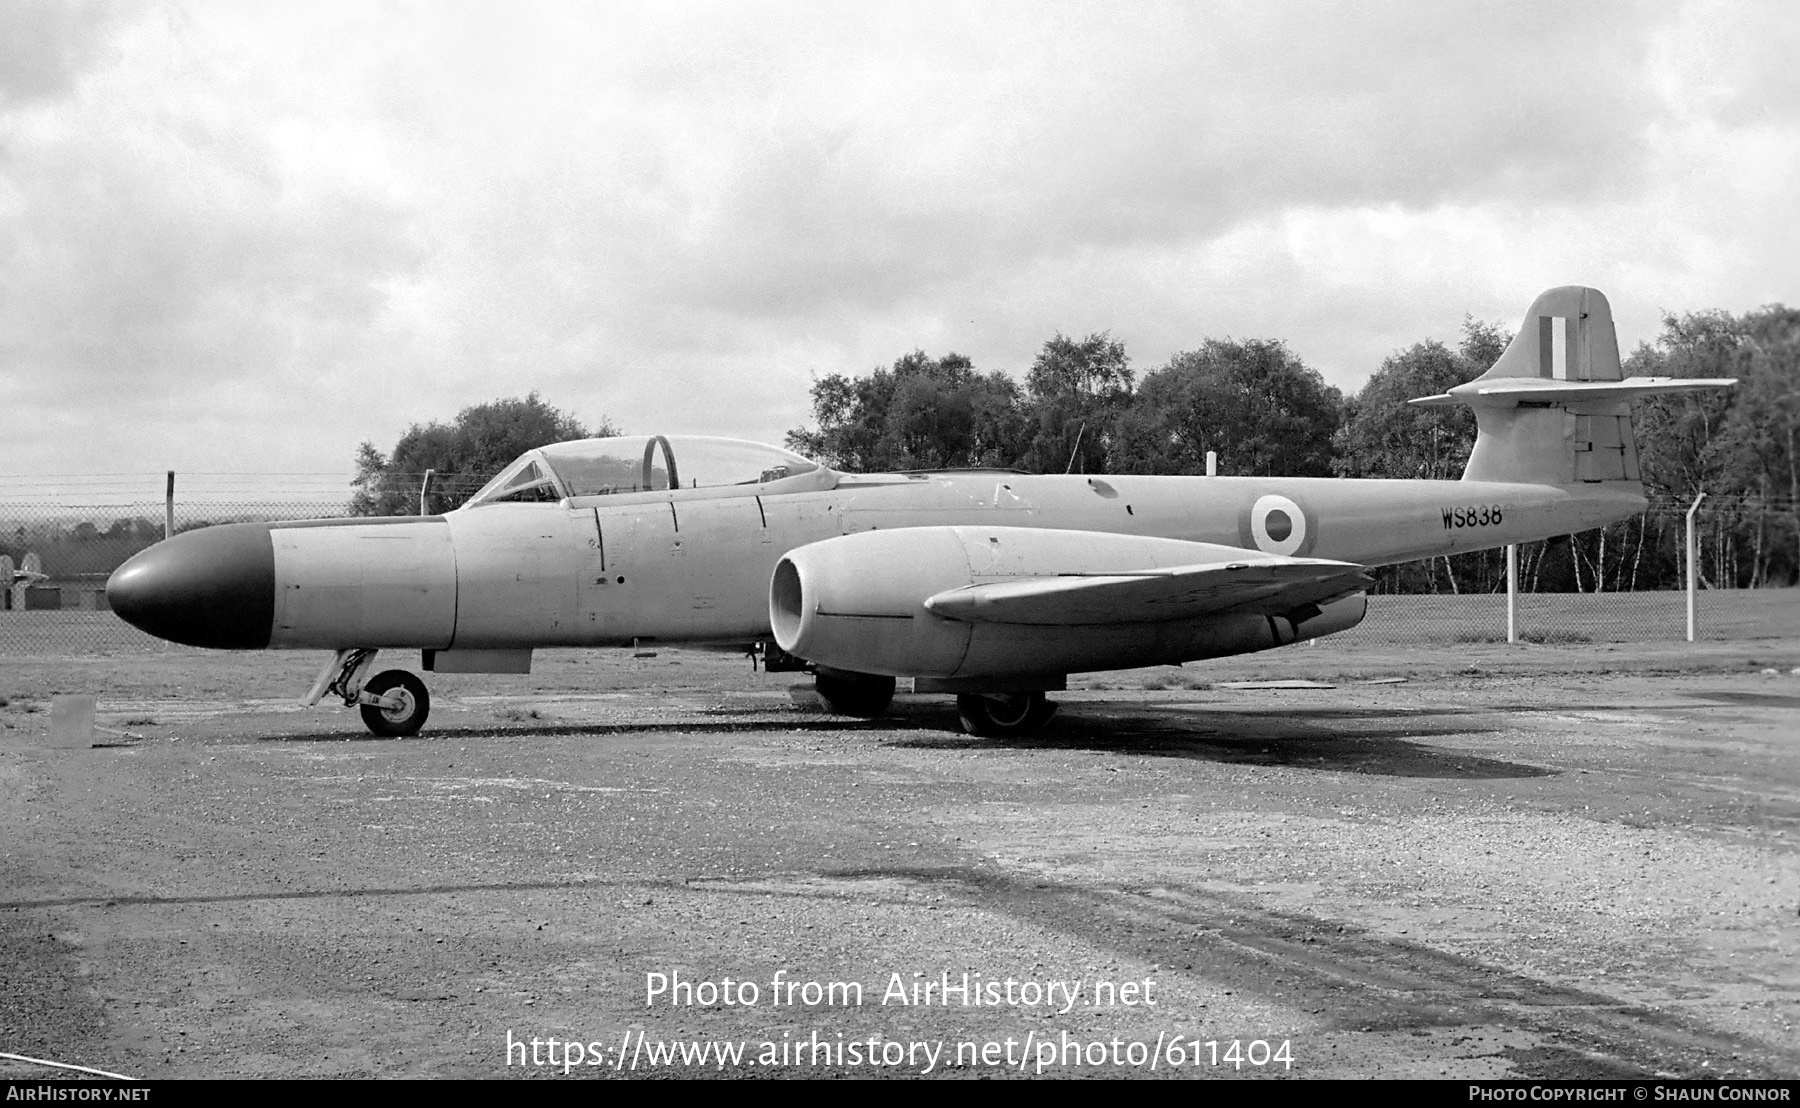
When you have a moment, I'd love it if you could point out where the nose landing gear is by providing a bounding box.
[359,670,431,736]
[303,648,433,737]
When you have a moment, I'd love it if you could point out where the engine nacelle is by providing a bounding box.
[769,526,1365,680]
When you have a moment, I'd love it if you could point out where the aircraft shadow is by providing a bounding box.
[241,700,1547,778]
[251,715,938,745]
[247,690,1765,749]
[0,870,946,913]
[884,702,1550,779]
[1681,689,1800,709]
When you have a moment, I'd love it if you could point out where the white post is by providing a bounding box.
[1685,492,1706,642]
[420,469,435,516]
[1506,543,1517,643]
[1205,450,1217,477]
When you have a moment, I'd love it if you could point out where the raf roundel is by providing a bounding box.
[1249,494,1307,556]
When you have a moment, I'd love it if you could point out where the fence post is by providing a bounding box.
[1506,543,1517,643]
[1686,491,1706,642]
[164,471,175,540]
[420,469,434,516]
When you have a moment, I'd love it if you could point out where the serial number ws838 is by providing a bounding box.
[1443,505,1504,529]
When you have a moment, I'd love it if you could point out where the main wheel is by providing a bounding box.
[360,669,430,737]
[956,692,1056,737]
[813,671,896,717]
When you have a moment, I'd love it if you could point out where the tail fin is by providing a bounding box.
[1410,286,1734,486]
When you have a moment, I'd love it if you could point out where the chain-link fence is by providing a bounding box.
[2,490,353,654]
[1337,589,1797,645]
[2,490,1794,655]
[1341,500,1799,643]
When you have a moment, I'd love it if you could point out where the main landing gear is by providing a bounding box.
[809,667,1059,738]
[305,649,432,737]
[812,668,896,717]
[955,692,1057,738]
[765,646,1061,738]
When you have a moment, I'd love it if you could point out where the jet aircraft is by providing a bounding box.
[107,287,1733,738]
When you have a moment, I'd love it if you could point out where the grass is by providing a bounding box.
[1451,630,1592,645]
[1339,589,1800,645]
[1520,630,1593,645]
[1139,670,1215,691]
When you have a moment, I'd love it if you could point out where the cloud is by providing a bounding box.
[0,0,122,107]
[0,0,1794,485]
[2,5,428,470]
[441,0,1666,322]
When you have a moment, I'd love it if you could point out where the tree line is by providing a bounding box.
[347,304,1800,591]
[350,393,618,517]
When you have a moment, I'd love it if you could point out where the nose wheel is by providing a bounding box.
[304,650,433,737]
[359,669,431,736]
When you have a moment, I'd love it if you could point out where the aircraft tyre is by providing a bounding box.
[360,669,430,737]
[957,692,1056,738]
[813,671,895,717]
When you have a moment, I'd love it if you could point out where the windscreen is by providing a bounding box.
[538,437,818,495]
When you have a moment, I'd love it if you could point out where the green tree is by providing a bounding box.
[1628,315,1742,502]
[1019,332,1133,475]
[1331,320,1508,481]
[1630,305,1800,586]
[1723,306,1800,584]
[350,394,615,515]
[787,352,1027,472]
[1113,338,1339,477]
[1458,316,1510,375]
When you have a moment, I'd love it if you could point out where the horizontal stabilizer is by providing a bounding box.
[1410,375,1736,408]
[1403,287,1737,485]
[923,556,1370,626]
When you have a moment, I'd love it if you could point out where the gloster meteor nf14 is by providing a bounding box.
[108,287,1732,738]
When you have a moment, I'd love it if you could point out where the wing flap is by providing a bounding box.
[923,556,1371,626]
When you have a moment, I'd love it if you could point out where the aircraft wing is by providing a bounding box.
[922,555,1371,626]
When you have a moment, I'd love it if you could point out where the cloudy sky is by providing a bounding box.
[3,0,1796,490]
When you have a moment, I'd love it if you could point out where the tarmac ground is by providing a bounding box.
[2,638,1797,1079]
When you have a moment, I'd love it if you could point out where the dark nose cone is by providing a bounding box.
[107,523,275,649]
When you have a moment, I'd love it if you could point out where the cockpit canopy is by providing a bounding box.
[463,436,827,507]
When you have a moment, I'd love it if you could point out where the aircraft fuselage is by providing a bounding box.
[251,471,1638,652]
